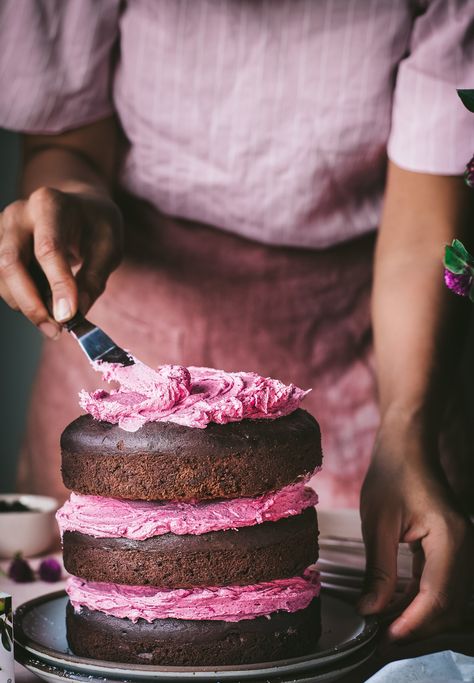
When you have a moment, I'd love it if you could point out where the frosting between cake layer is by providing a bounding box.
[79,362,309,431]
[66,570,321,623]
[56,481,318,540]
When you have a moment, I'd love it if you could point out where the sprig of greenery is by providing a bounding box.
[0,598,12,654]
[443,91,474,300]
[458,89,474,113]
[444,239,474,275]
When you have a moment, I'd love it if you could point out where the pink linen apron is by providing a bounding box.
[18,196,378,508]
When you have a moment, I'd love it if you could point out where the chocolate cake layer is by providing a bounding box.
[61,409,321,500]
[63,507,318,587]
[66,597,321,666]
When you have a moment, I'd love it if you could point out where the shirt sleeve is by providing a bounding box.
[387,0,474,175]
[0,0,120,134]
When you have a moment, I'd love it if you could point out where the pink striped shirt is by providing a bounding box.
[0,0,473,247]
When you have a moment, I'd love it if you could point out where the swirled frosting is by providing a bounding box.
[66,570,321,623]
[56,481,318,540]
[79,361,309,431]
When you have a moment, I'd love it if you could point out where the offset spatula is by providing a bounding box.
[64,312,135,366]
[29,259,134,366]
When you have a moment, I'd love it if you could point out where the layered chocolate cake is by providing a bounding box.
[57,363,323,666]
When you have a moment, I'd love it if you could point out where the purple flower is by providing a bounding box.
[444,268,472,297]
[465,154,474,189]
[8,555,34,583]
[38,557,62,582]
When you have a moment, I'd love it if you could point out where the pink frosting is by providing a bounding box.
[66,570,321,623]
[79,361,309,431]
[56,481,318,540]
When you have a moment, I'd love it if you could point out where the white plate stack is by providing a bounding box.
[316,509,412,602]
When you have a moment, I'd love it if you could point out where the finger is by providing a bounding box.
[29,188,79,323]
[0,279,19,311]
[388,532,457,640]
[0,230,60,338]
[0,203,61,338]
[0,249,61,339]
[396,548,423,605]
[378,546,423,618]
[358,523,399,615]
[0,204,27,313]
[76,231,122,313]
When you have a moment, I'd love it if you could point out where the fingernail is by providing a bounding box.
[388,620,405,641]
[357,593,377,614]
[54,298,72,322]
[39,321,61,340]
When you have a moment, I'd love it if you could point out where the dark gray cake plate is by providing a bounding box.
[14,590,378,682]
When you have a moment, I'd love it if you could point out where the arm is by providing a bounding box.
[359,161,474,639]
[0,116,123,336]
[374,162,473,429]
[22,116,117,196]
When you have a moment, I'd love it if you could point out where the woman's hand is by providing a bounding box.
[359,415,474,641]
[0,186,123,338]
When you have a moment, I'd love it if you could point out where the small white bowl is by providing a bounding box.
[0,494,59,558]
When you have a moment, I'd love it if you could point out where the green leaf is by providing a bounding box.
[450,239,474,268]
[444,245,468,274]
[458,89,474,113]
[451,239,471,260]
[1,627,11,652]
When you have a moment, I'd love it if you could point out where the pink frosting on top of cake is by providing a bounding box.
[79,361,309,431]
[56,481,318,540]
[66,570,321,623]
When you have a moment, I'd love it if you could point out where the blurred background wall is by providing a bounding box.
[0,130,42,492]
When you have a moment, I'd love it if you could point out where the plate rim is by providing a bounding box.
[14,590,378,679]
[15,640,378,683]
